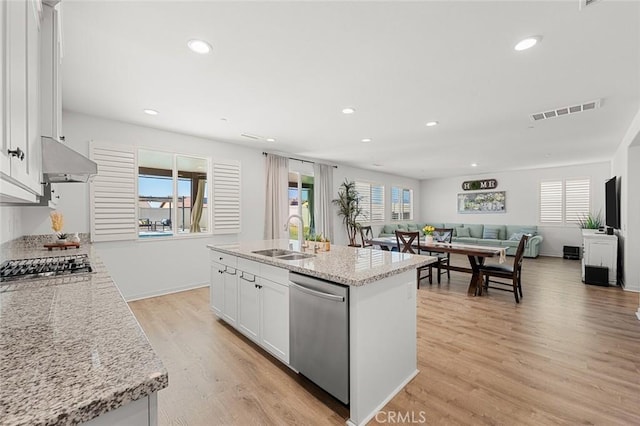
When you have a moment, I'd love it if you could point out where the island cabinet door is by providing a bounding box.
[222,267,239,326]
[210,262,225,317]
[259,277,290,363]
[238,271,260,342]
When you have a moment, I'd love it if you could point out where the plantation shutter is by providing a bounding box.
[355,181,371,221]
[402,188,413,220]
[354,182,384,222]
[212,160,241,234]
[90,143,137,242]
[539,180,563,223]
[565,178,590,223]
[370,184,385,221]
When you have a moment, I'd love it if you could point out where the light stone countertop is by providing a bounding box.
[0,235,168,425]
[207,239,437,286]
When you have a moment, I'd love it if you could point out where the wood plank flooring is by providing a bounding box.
[129,255,640,425]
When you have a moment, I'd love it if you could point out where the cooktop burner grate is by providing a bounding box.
[0,254,93,282]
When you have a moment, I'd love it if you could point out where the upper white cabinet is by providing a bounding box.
[1,0,47,202]
[40,1,62,140]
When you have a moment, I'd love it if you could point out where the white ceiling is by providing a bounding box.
[61,1,640,180]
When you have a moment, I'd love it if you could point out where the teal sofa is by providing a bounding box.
[377,222,543,258]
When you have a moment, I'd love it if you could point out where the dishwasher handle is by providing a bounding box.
[290,282,345,302]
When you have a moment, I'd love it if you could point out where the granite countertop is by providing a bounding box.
[0,236,168,425]
[207,239,436,286]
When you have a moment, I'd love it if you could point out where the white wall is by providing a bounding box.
[612,107,640,294]
[16,111,418,299]
[419,162,611,257]
[0,206,24,245]
[332,165,420,246]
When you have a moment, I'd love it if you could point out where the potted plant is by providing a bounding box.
[332,179,364,246]
[577,211,603,230]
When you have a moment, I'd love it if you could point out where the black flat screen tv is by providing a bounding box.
[605,177,619,229]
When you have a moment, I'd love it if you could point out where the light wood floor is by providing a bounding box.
[129,255,640,425]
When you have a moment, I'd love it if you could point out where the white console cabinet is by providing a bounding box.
[582,231,617,285]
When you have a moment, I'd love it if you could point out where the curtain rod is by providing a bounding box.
[262,152,338,168]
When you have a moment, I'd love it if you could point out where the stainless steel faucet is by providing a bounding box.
[285,214,305,250]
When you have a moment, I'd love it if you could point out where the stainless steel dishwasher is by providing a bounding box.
[289,272,349,404]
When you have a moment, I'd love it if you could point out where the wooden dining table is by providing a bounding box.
[370,237,505,296]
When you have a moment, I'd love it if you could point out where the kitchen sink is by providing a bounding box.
[252,248,294,257]
[277,253,315,261]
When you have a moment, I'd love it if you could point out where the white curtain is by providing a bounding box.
[264,154,289,240]
[313,162,334,242]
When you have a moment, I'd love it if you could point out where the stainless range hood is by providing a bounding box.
[42,136,97,183]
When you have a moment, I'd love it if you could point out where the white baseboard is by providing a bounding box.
[346,369,419,426]
[125,282,208,302]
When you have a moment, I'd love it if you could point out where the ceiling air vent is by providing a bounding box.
[579,0,603,10]
[529,99,601,122]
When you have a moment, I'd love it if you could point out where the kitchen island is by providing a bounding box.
[0,236,168,425]
[208,239,436,426]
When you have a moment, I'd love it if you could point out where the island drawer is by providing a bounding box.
[237,257,260,276]
[260,263,289,283]
[210,250,237,268]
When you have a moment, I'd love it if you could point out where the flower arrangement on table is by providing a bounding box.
[50,211,67,241]
[422,225,435,236]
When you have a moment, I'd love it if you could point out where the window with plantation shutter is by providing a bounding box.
[90,143,137,242]
[539,178,590,224]
[212,160,241,234]
[565,178,590,223]
[355,181,385,222]
[539,181,563,223]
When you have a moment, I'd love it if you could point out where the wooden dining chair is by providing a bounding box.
[479,234,529,303]
[428,227,453,283]
[395,230,432,287]
[360,226,374,248]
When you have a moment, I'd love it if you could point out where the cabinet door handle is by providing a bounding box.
[7,148,25,161]
[240,272,255,283]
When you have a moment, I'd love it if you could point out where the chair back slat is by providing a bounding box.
[433,228,453,243]
[514,234,529,269]
[360,226,373,248]
[396,231,420,254]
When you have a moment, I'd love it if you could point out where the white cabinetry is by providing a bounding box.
[259,277,289,362]
[1,0,43,201]
[209,250,290,364]
[40,2,62,140]
[582,231,617,285]
[209,250,238,326]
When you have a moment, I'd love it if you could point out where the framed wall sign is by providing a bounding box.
[462,179,498,191]
[457,191,506,214]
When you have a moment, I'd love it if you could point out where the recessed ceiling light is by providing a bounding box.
[361,138,372,143]
[425,121,439,127]
[143,109,159,116]
[342,107,356,114]
[471,163,478,167]
[266,138,276,142]
[187,39,212,54]
[514,36,542,51]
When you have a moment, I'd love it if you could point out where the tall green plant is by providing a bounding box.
[577,211,604,229]
[332,179,363,246]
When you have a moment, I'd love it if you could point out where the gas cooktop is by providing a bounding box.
[0,254,93,282]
